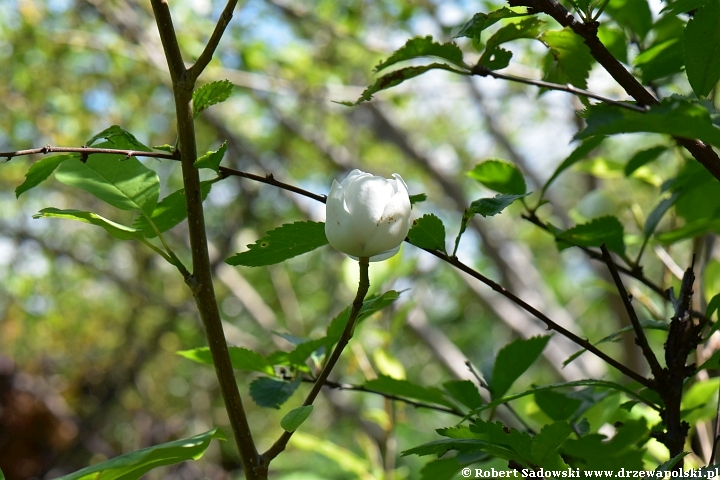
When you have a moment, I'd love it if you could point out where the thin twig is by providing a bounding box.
[472,65,649,113]
[188,0,239,81]
[261,257,371,464]
[600,245,663,384]
[0,146,178,161]
[315,378,464,416]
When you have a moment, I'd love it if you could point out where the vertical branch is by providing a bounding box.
[261,257,371,464]
[149,2,263,478]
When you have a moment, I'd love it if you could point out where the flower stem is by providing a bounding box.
[261,256,371,464]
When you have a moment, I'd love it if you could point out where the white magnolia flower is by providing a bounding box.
[325,169,411,262]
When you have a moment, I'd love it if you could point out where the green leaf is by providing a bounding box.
[409,193,427,205]
[341,63,467,106]
[656,217,720,243]
[684,0,720,97]
[490,335,551,398]
[408,214,446,252]
[194,141,227,172]
[634,38,685,83]
[531,422,572,467]
[33,208,144,241]
[697,348,720,371]
[0,467,4,480]
[443,380,483,409]
[402,438,519,460]
[453,193,530,255]
[597,25,627,64]
[281,405,314,432]
[15,154,77,198]
[193,80,233,118]
[55,428,225,480]
[87,125,151,152]
[540,28,594,89]
[644,193,678,238]
[624,146,667,176]
[364,374,455,409]
[662,0,708,15]
[541,136,605,197]
[562,418,648,471]
[287,338,326,366]
[132,180,215,238]
[480,18,545,70]
[373,36,466,73]
[577,97,720,148]
[176,347,275,375]
[226,221,328,267]
[557,216,625,254]
[656,453,690,472]
[707,293,720,320]
[250,376,302,409]
[55,151,160,216]
[454,7,530,42]
[467,159,526,194]
[325,291,401,352]
[152,144,175,152]
[604,0,653,40]
[534,390,582,421]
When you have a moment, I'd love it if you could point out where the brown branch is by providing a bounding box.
[188,0,239,81]
[514,0,720,182]
[600,245,663,384]
[1,146,178,161]
[149,1,262,478]
[261,257,371,464]
[472,65,648,112]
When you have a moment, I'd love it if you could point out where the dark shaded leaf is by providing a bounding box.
[132,180,214,238]
[249,376,302,409]
[624,146,667,176]
[364,375,455,408]
[684,0,720,97]
[534,390,582,421]
[644,193,678,238]
[454,7,530,42]
[604,0,653,40]
[557,216,625,254]
[443,380,483,409]
[531,422,572,467]
[453,193,530,255]
[490,335,551,398]
[480,18,544,70]
[541,136,605,197]
[281,405,314,432]
[409,193,427,205]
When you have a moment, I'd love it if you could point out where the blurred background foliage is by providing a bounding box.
[1,0,718,478]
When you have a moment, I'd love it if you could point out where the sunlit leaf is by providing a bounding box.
[194,141,227,172]
[87,125,151,152]
[408,214,446,252]
[193,80,233,118]
[480,18,544,70]
[373,36,466,73]
[55,429,226,480]
[15,154,77,198]
[455,7,530,42]
[634,38,684,83]
[33,208,144,241]
[684,0,720,97]
[364,375,455,408]
[176,346,275,375]
[540,28,594,89]
[226,221,328,267]
[467,159,526,194]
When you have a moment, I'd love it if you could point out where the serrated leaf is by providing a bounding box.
[226,221,328,267]
[684,0,720,97]
[480,17,544,70]
[281,405,314,432]
[540,28,594,89]
[325,290,401,352]
[194,141,227,172]
[364,374,455,408]
[408,214,446,252]
[55,429,225,480]
[33,208,144,241]
[662,0,708,15]
[342,63,467,106]
[534,390,582,421]
[656,452,690,472]
[132,180,214,238]
[453,193,530,255]
[557,216,625,254]
[15,154,77,198]
[562,418,648,470]
[541,136,605,198]
[87,125,151,152]
[193,80,233,118]
[402,438,516,459]
[576,98,720,148]
[176,347,274,375]
[624,146,667,176]
[490,335,551,399]
[454,7,530,42]
[532,422,572,467]
[250,376,302,409]
[443,380,483,409]
[467,159,526,194]
[373,36,466,73]
[55,149,160,216]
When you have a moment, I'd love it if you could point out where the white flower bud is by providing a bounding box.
[325,169,411,262]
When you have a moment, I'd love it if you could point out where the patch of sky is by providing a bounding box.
[83,84,115,114]
[47,0,73,14]
[0,1,19,28]
[238,0,299,51]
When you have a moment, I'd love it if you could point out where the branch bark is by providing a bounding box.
[149,1,262,478]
